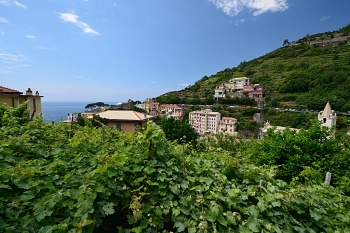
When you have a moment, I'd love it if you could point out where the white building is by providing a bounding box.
[318,102,336,128]
[214,77,250,99]
[189,109,221,135]
[229,77,250,91]
[67,112,79,122]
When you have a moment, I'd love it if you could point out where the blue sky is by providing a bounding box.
[0,0,349,102]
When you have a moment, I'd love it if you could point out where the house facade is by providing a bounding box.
[86,110,154,132]
[214,77,250,99]
[229,77,250,91]
[189,109,221,134]
[0,86,43,118]
[218,117,238,136]
[160,104,185,119]
[149,100,160,117]
[243,84,265,100]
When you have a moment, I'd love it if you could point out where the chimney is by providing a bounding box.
[26,88,32,95]
[35,91,40,96]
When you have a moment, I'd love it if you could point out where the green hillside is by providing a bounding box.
[157,24,350,112]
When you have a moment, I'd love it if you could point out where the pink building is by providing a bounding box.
[149,100,160,117]
[243,84,265,99]
[189,109,221,135]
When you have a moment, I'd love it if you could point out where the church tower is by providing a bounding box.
[318,102,336,129]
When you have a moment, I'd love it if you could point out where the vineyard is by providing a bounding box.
[1,103,350,232]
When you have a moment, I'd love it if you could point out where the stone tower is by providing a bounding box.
[318,102,336,129]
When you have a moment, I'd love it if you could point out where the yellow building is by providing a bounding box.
[0,86,43,118]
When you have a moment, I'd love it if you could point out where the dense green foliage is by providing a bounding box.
[156,24,350,111]
[1,104,350,232]
[76,114,109,128]
[156,117,198,146]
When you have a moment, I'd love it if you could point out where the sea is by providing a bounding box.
[41,101,117,123]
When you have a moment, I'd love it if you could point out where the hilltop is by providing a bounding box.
[156,23,350,112]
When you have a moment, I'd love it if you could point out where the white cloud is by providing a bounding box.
[0,17,9,23]
[320,16,331,21]
[33,46,48,50]
[0,0,26,8]
[58,12,99,35]
[209,0,288,16]
[235,18,246,25]
[0,0,11,6]
[26,35,36,39]
[0,51,30,73]
[0,52,29,62]
[1,31,5,36]
[13,0,26,8]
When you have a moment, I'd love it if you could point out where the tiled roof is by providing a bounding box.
[0,86,22,94]
[92,110,154,121]
[222,117,237,120]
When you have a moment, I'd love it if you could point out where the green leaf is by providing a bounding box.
[205,210,217,222]
[248,206,259,217]
[38,225,53,233]
[102,202,115,215]
[248,217,260,232]
[157,173,167,182]
[310,210,322,221]
[174,221,185,232]
[217,214,228,227]
[271,200,281,207]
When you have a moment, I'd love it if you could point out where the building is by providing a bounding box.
[86,110,153,132]
[149,100,160,117]
[0,86,43,118]
[214,77,250,99]
[243,84,265,100]
[189,109,221,134]
[160,104,186,120]
[229,77,250,91]
[318,102,336,128]
[66,113,79,122]
[218,117,238,136]
[258,121,299,139]
[259,102,336,139]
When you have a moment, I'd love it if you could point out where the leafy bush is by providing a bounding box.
[1,104,350,232]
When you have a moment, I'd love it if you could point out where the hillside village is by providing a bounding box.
[1,26,350,137]
[1,78,342,139]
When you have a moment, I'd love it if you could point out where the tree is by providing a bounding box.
[85,102,110,111]
[76,113,108,128]
[249,122,342,182]
[283,39,290,46]
[158,117,198,145]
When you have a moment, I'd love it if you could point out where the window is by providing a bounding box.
[33,99,36,110]
[116,123,121,130]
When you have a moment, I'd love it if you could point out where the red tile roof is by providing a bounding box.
[0,86,22,94]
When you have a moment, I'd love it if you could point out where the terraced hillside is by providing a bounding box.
[157,24,350,112]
